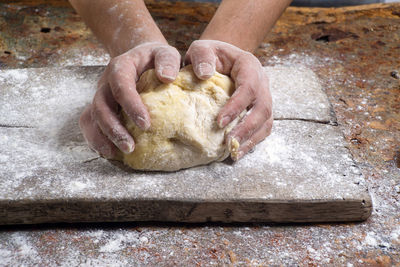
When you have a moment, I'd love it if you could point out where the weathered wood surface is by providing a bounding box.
[0,66,371,224]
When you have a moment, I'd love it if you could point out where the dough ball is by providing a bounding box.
[122,65,241,171]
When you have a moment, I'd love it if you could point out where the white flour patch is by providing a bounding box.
[0,69,28,84]
[99,236,124,253]
[364,232,378,247]
[264,134,290,165]
[51,49,110,66]
[67,181,92,192]
[0,249,12,266]
[390,227,400,242]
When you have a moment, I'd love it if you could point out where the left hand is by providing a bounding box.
[185,40,273,161]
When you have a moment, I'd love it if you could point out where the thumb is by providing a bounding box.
[186,42,216,80]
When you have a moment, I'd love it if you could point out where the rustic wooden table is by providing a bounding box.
[0,1,399,265]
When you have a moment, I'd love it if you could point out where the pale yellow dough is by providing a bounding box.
[122,65,241,171]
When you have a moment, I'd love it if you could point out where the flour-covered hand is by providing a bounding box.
[185,40,273,161]
[80,42,181,159]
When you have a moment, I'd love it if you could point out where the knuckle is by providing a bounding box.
[108,126,126,143]
[94,143,113,158]
[165,45,180,56]
[262,71,270,83]
[239,52,254,64]
[263,105,272,119]
[247,117,259,131]
[78,114,86,130]
[227,97,239,111]
[109,65,120,79]
[98,114,121,139]
[101,120,122,144]
[261,126,269,139]
[156,45,179,60]
[265,120,273,136]
[111,82,124,100]
[191,40,203,49]
[193,46,210,57]
[240,118,257,137]
[171,46,180,57]
[108,122,128,143]
[228,97,244,115]
[109,57,121,72]
[247,85,257,97]
[80,106,91,123]
[90,101,103,122]
[79,114,90,132]
[246,139,256,151]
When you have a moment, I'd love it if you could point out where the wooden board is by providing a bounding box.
[0,66,371,224]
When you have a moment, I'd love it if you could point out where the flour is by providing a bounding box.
[52,49,110,66]
[67,181,91,191]
[0,65,359,202]
[390,227,400,242]
[264,65,332,122]
[364,232,378,247]
[99,234,125,253]
[0,69,28,84]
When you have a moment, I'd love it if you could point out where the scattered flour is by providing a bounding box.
[390,227,400,242]
[99,234,125,253]
[0,65,366,202]
[364,232,378,247]
[67,181,91,192]
[0,69,28,84]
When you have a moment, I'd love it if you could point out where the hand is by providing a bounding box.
[185,40,273,161]
[80,42,181,159]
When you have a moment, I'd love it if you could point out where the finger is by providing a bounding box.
[79,105,120,159]
[108,57,151,130]
[217,85,254,128]
[154,46,181,83]
[91,84,135,154]
[227,100,272,147]
[231,118,273,161]
[187,43,216,80]
[218,55,262,128]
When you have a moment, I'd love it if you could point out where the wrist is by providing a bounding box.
[199,32,256,52]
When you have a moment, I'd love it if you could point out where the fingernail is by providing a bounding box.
[136,115,150,130]
[219,115,231,128]
[119,141,134,154]
[198,62,214,78]
[161,67,176,81]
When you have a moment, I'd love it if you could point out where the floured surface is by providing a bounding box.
[0,66,369,223]
[264,66,332,122]
[0,66,333,128]
[0,66,102,128]
[0,120,366,201]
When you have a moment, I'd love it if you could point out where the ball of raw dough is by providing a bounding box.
[122,65,241,171]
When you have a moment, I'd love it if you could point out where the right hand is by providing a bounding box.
[79,42,181,159]
[185,40,273,161]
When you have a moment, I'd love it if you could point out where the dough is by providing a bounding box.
[121,65,241,171]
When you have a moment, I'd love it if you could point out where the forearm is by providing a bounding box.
[69,0,166,57]
[200,0,291,52]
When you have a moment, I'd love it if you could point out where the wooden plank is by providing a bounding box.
[0,66,371,224]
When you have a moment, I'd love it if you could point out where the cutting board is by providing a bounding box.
[0,66,372,224]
